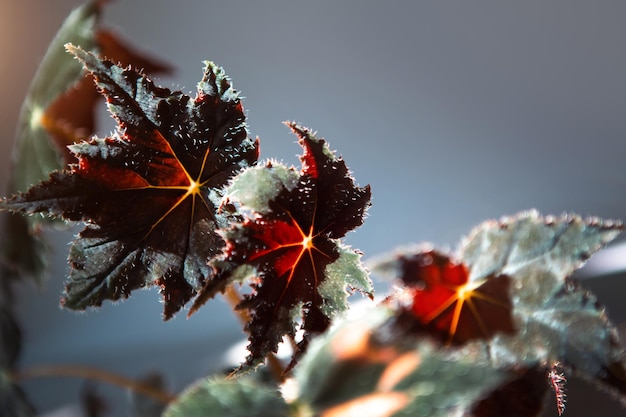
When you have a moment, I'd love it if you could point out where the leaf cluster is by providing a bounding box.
[3,2,626,417]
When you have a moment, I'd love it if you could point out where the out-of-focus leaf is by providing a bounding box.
[162,377,289,417]
[0,306,20,370]
[0,381,36,417]
[6,0,172,283]
[81,383,107,417]
[458,211,626,403]
[374,210,626,410]
[0,213,46,283]
[12,1,100,195]
[470,368,549,417]
[5,1,100,284]
[192,123,372,370]
[1,47,257,319]
[129,372,167,417]
[376,248,516,344]
[12,0,173,194]
[293,306,509,417]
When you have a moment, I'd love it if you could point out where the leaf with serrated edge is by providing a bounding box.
[457,211,624,371]
[375,210,626,405]
[193,123,372,370]
[1,46,258,318]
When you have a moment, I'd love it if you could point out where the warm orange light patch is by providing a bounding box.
[131,137,214,240]
[377,352,421,392]
[186,179,201,195]
[422,279,497,342]
[302,233,314,250]
[321,392,409,417]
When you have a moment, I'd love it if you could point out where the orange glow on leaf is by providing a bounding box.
[321,392,409,417]
[406,251,515,344]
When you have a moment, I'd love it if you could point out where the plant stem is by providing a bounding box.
[223,284,251,323]
[223,285,287,381]
[11,364,176,404]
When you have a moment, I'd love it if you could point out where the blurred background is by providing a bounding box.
[1,1,626,415]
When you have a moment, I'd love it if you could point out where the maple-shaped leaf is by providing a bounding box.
[375,210,626,409]
[0,46,258,318]
[192,123,372,369]
[457,212,625,391]
[5,0,172,283]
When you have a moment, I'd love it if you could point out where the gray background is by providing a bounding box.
[2,1,626,416]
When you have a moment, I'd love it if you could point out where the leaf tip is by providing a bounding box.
[64,42,85,59]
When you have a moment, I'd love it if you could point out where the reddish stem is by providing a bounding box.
[11,364,176,404]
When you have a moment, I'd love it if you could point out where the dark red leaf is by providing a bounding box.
[470,368,549,417]
[193,123,372,368]
[43,19,173,161]
[388,250,515,344]
[1,47,258,318]
[375,212,626,408]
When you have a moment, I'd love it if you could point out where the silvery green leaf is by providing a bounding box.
[162,377,289,417]
[294,307,508,417]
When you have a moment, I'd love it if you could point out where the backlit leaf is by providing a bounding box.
[193,123,372,369]
[1,47,258,318]
[379,249,515,344]
[374,210,626,407]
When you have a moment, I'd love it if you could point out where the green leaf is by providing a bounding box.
[1,48,258,318]
[293,306,508,417]
[12,1,100,195]
[457,212,625,388]
[5,1,173,284]
[3,1,101,284]
[373,210,626,410]
[163,377,289,417]
[0,378,35,417]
